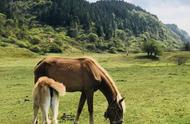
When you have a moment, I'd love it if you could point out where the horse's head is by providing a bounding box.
[104,97,125,124]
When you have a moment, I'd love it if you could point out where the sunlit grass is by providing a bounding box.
[0,51,190,123]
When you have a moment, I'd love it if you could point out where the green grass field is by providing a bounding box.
[0,49,190,124]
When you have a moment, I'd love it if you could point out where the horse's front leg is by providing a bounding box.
[86,90,94,124]
[74,92,86,124]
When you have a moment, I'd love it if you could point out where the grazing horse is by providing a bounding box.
[33,76,66,124]
[34,57,126,124]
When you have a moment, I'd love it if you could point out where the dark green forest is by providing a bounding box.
[0,0,189,54]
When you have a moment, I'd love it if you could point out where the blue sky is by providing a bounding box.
[88,0,190,35]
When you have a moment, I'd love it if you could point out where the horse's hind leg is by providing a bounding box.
[51,90,59,124]
[74,91,86,124]
[33,103,39,124]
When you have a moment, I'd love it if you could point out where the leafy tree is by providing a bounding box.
[143,39,163,57]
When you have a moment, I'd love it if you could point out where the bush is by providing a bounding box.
[29,45,41,53]
[16,41,30,48]
[0,13,6,26]
[169,54,189,65]
[5,19,15,27]
[109,47,117,53]
[29,36,41,45]
[88,33,99,42]
[54,40,63,46]
[95,41,108,51]
[0,42,8,47]
[77,34,88,41]
[86,44,96,51]
[67,28,78,38]
[48,43,62,53]
[115,29,126,41]
[117,47,126,52]
[176,57,188,65]
[16,30,27,40]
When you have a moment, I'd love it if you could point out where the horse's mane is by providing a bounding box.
[84,58,121,95]
[85,57,125,112]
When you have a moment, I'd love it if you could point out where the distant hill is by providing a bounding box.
[0,0,188,53]
[166,24,190,43]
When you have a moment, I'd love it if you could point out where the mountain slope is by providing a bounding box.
[0,0,187,53]
[166,24,190,43]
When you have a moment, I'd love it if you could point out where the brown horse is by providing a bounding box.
[34,57,125,124]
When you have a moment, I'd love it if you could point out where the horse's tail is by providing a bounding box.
[33,77,66,96]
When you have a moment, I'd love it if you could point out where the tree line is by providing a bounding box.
[0,0,187,55]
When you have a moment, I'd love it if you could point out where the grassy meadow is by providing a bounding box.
[0,48,190,124]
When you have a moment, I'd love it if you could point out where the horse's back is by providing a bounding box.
[35,57,101,92]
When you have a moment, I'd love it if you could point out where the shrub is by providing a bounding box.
[16,30,27,40]
[115,30,126,41]
[86,44,96,51]
[5,37,17,44]
[117,47,126,52]
[48,43,62,53]
[16,41,30,48]
[29,36,41,45]
[95,41,108,51]
[0,42,8,47]
[176,57,188,65]
[67,28,78,38]
[88,33,99,42]
[77,34,88,41]
[5,19,15,27]
[0,13,6,26]
[29,45,41,53]
[109,47,117,53]
[54,40,63,46]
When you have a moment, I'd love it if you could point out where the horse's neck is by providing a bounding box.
[99,79,118,104]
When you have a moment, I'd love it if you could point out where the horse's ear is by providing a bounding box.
[119,97,125,104]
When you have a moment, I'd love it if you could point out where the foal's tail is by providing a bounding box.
[33,76,66,96]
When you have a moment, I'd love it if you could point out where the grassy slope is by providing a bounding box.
[0,50,190,124]
[0,47,37,58]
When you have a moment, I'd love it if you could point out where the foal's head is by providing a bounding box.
[104,98,125,124]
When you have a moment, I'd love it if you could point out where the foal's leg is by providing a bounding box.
[33,103,39,124]
[74,92,86,124]
[86,90,94,124]
[51,90,59,124]
[41,87,51,124]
